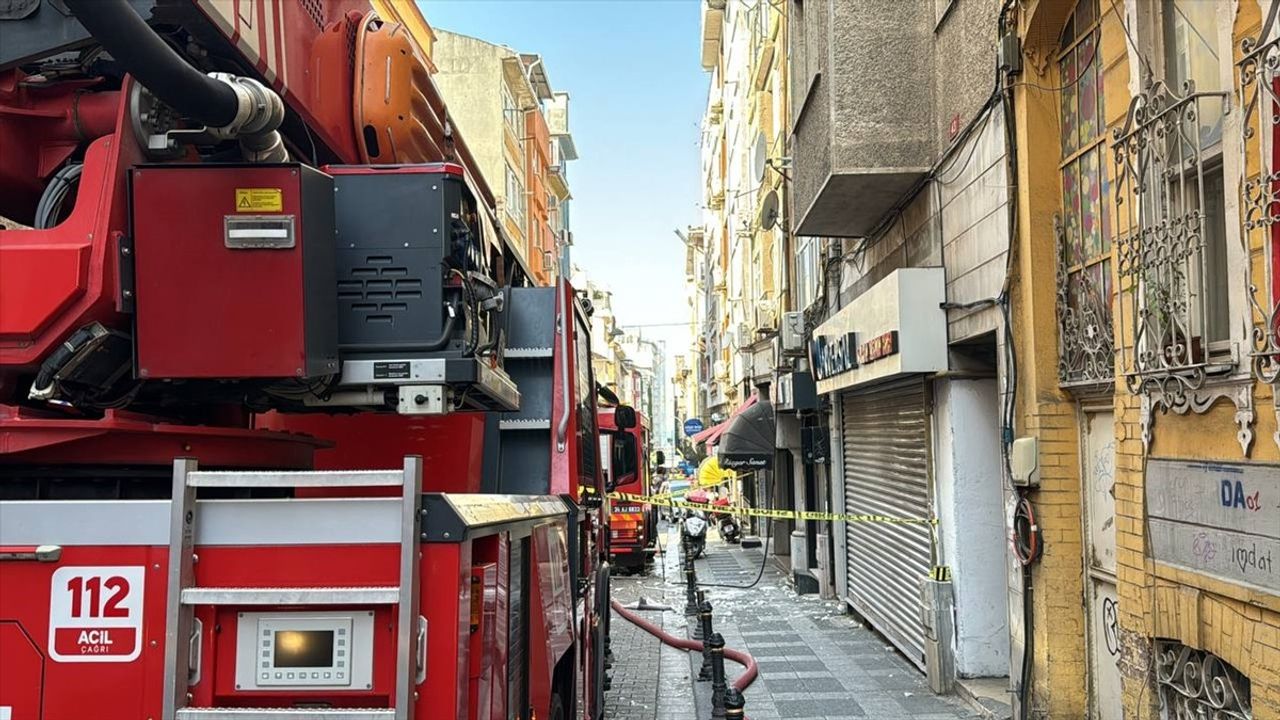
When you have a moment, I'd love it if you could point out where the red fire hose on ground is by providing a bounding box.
[610,598,759,711]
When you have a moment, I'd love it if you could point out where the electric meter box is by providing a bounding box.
[1010,436,1041,487]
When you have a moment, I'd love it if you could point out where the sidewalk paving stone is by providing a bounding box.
[603,525,985,720]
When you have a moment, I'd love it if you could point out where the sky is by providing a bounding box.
[420,0,706,363]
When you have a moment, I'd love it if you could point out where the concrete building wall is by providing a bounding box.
[432,31,505,201]
[938,107,1009,342]
[934,378,1008,678]
[833,107,1008,344]
[931,0,1001,150]
[524,107,553,284]
[788,0,830,230]
[827,1,934,172]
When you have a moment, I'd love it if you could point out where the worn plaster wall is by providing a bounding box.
[934,378,1009,677]
[827,1,933,174]
[787,0,830,235]
[932,0,1002,150]
[431,30,505,203]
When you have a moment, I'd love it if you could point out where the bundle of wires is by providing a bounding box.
[35,163,83,229]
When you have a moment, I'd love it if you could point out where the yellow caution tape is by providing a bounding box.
[588,488,936,525]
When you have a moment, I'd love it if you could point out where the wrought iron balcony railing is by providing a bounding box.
[1111,80,1231,407]
[1237,23,1280,387]
[1056,214,1115,388]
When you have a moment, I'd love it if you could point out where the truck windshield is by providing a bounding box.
[610,431,637,483]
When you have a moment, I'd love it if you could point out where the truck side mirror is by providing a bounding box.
[613,405,637,429]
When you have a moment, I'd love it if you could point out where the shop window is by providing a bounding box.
[1112,0,1233,401]
[1238,8,1280,386]
[1155,642,1251,718]
[1057,0,1115,387]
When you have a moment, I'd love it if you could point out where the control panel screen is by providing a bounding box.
[273,630,335,668]
[235,611,374,690]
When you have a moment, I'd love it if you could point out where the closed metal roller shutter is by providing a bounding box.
[840,377,932,670]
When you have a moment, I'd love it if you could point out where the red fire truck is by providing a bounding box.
[598,408,658,574]
[0,3,612,719]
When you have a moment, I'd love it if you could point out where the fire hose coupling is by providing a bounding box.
[204,73,285,139]
[205,73,288,163]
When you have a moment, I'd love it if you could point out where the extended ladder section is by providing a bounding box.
[163,459,424,720]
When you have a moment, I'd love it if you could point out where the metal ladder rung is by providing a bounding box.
[187,470,406,488]
[166,457,422,720]
[181,586,400,606]
[498,418,552,430]
[504,346,554,358]
[176,709,396,720]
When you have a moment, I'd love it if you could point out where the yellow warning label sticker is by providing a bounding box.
[235,188,283,212]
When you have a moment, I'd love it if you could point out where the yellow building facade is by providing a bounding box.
[696,0,789,419]
[1010,0,1280,717]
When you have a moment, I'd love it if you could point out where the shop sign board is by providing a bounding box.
[1146,459,1280,595]
[810,268,947,394]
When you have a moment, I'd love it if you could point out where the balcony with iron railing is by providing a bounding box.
[1238,22,1280,389]
[1111,79,1231,405]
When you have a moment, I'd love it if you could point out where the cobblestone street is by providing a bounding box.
[605,526,987,720]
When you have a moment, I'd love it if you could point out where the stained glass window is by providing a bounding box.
[1059,0,1108,276]
[1057,0,1114,386]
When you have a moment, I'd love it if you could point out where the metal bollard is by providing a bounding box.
[724,688,745,718]
[708,632,727,718]
[684,565,699,615]
[697,600,714,681]
[692,591,707,639]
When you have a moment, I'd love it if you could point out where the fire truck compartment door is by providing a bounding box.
[0,622,43,719]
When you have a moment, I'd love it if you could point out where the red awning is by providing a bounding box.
[692,394,759,447]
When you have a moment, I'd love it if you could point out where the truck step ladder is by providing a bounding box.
[164,458,423,720]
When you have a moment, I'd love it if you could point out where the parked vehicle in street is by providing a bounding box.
[718,514,741,544]
[599,407,658,573]
[683,510,709,558]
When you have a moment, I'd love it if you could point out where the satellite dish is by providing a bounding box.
[753,133,768,184]
[760,190,780,231]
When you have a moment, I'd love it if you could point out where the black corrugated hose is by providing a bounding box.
[63,0,240,128]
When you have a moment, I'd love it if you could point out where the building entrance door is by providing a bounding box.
[1081,409,1121,719]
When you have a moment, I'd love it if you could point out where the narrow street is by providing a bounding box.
[606,527,985,720]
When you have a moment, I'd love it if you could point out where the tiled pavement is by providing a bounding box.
[604,532,698,720]
[604,525,983,720]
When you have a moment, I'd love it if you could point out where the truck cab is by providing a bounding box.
[598,408,657,574]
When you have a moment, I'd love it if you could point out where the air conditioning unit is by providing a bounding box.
[755,303,776,331]
[780,311,805,355]
[735,323,752,348]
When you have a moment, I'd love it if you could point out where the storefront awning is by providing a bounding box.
[718,398,776,471]
[690,394,759,447]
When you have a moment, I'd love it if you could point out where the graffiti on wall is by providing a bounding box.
[1146,460,1280,594]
